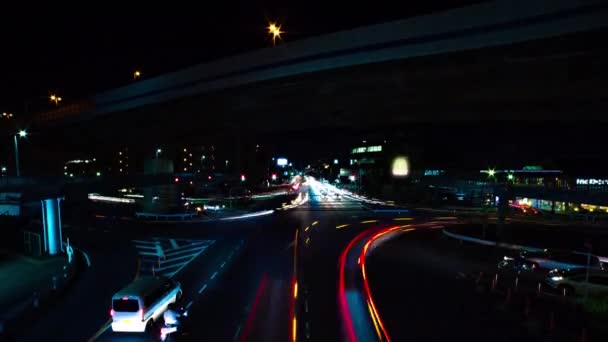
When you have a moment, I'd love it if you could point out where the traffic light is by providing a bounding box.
[241,174,246,182]
[271,173,277,181]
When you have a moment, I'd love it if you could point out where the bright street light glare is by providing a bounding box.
[267,22,283,45]
[18,130,27,137]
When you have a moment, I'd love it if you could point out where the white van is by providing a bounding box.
[111,275,182,333]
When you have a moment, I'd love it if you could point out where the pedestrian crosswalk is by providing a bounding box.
[304,196,365,211]
[133,238,214,278]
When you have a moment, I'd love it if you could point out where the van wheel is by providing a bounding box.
[145,320,155,335]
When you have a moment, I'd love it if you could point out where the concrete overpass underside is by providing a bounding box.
[43,28,607,152]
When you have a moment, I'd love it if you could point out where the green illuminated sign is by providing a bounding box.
[523,165,543,171]
[351,145,383,154]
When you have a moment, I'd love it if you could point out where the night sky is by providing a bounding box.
[0,1,483,115]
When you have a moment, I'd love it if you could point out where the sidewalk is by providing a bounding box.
[0,250,81,338]
[0,253,68,308]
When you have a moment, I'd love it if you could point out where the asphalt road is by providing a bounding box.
[11,179,464,342]
[365,229,536,342]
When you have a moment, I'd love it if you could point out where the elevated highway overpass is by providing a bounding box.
[7,0,606,176]
[34,0,607,134]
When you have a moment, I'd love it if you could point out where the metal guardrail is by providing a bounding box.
[443,229,544,251]
[442,229,608,263]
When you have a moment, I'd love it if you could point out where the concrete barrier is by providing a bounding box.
[135,212,197,220]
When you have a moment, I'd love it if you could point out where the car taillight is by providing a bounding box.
[139,309,144,321]
[532,263,537,269]
[110,309,115,317]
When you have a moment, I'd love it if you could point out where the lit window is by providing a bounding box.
[184,168,187,171]
[184,148,187,152]
[184,158,187,161]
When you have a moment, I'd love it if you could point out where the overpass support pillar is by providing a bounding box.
[41,197,63,256]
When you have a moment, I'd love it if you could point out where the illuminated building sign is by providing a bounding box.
[392,156,409,177]
[277,158,288,166]
[576,179,608,186]
[351,145,382,154]
[339,168,350,177]
[424,170,444,176]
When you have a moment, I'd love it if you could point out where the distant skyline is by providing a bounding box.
[0,1,483,114]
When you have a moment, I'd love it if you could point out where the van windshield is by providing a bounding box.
[113,299,139,312]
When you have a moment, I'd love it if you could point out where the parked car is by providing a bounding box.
[545,268,608,296]
[519,249,603,271]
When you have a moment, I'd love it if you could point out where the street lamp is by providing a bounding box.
[14,130,27,177]
[267,22,283,45]
[156,148,162,159]
[133,70,141,80]
[50,95,62,106]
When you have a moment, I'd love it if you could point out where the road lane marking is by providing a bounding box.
[169,239,179,249]
[132,239,159,245]
[160,251,205,264]
[186,301,194,310]
[155,244,165,258]
[221,262,226,268]
[211,271,218,279]
[360,220,378,224]
[232,324,242,341]
[134,257,142,280]
[87,319,111,342]
[393,217,414,221]
[198,284,208,294]
[138,251,161,257]
[134,244,158,250]
[336,224,350,229]
[311,221,319,226]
